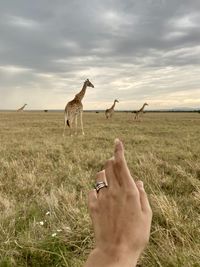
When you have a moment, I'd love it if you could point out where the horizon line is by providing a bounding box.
[0,108,199,112]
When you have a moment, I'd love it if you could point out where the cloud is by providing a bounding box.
[0,0,200,110]
[4,15,39,29]
[0,65,32,74]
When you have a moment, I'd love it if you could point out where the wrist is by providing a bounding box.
[85,247,140,267]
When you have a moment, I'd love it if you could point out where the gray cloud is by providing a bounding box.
[0,0,200,109]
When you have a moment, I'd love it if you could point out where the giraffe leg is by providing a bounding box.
[139,112,144,122]
[134,113,137,121]
[75,115,78,135]
[64,112,74,136]
[80,111,85,135]
[69,115,75,136]
[63,111,68,136]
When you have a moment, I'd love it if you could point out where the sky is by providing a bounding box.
[0,0,200,110]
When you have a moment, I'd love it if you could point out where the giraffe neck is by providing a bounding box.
[75,82,87,101]
[139,104,146,112]
[111,101,116,110]
[19,105,26,110]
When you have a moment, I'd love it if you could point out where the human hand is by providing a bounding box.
[84,139,152,267]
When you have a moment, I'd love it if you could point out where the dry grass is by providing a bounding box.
[0,111,200,267]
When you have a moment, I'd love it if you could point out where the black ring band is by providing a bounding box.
[95,181,108,193]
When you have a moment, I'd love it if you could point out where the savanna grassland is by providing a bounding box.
[0,111,200,267]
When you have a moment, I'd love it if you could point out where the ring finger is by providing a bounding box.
[95,170,108,196]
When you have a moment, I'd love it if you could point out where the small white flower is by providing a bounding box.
[39,221,44,226]
[56,229,62,232]
[52,233,57,237]
[46,211,50,216]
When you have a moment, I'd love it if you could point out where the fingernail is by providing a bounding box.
[137,181,144,188]
[114,138,120,145]
[114,138,124,155]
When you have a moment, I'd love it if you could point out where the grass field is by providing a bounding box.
[0,111,200,267]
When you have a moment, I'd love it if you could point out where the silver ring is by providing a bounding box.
[95,181,108,193]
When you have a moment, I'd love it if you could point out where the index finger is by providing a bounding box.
[113,138,138,190]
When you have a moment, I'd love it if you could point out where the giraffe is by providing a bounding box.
[63,79,94,136]
[17,104,27,112]
[105,99,119,119]
[134,103,148,121]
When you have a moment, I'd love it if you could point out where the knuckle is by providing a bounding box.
[96,170,105,179]
[98,190,108,200]
[125,189,139,199]
[89,202,99,213]
[110,190,118,199]
[114,158,123,170]
[105,158,114,169]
